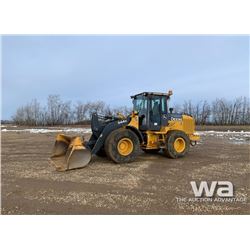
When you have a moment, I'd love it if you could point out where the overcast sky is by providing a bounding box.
[1,35,249,119]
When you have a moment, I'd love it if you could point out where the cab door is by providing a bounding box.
[148,96,162,130]
[148,96,168,130]
[133,95,148,131]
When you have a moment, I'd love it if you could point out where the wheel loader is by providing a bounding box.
[50,90,200,171]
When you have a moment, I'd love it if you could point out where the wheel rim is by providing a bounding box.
[174,137,186,153]
[117,138,134,156]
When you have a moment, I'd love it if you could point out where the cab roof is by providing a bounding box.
[131,92,170,99]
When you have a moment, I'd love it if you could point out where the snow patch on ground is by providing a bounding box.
[196,130,250,144]
[1,125,17,128]
[1,127,92,134]
[196,130,250,136]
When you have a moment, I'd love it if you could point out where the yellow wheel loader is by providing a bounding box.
[50,90,200,171]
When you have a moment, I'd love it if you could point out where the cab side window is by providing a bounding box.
[161,97,167,113]
[133,96,147,113]
[150,97,161,124]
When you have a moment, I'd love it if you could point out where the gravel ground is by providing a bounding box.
[1,126,249,214]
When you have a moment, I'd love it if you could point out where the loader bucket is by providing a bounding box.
[51,134,72,157]
[50,135,91,171]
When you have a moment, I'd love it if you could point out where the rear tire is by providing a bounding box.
[164,131,190,159]
[104,128,140,163]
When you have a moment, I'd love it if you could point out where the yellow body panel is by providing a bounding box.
[189,134,200,141]
[127,112,139,129]
[126,112,200,150]
[146,133,159,148]
[160,115,195,134]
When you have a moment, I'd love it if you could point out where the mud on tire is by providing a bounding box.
[164,130,190,159]
[104,128,140,163]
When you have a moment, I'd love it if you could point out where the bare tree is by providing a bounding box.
[47,95,61,125]
[75,101,90,123]
[211,98,229,125]
[110,106,132,117]
[210,97,250,125]
[88,101,106,116]
[242,96,250,124]
[200,101,211,125]
[172,103,182,113]
[12,99,42,126]
[46,95,73,125]
[183,100,193,115]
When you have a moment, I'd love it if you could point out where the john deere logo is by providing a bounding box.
[171,117,181,121]
[118,120,127,124]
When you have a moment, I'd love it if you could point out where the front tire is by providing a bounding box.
[104,128,140,163]
[164,131,190,159]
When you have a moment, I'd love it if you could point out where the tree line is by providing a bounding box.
[173,96,250,125]
[12,95,250,126]
[12,95,132,126]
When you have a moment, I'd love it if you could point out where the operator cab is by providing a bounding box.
[131,91,172,131]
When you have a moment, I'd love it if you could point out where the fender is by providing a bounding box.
[126,125,144,143]
[90,120,128,155]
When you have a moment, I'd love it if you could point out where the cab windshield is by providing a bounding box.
[133,95,147,113]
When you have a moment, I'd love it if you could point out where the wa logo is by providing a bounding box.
[190,181,233,197]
